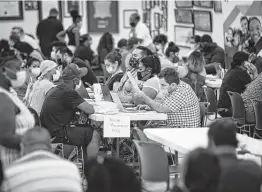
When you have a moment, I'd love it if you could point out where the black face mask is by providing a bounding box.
[130,22,136,27]
[129,57,139,69]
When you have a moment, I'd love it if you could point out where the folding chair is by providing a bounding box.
[199,102,210,127]
[227,91,255,136]
[203,86,218,124]
[251,100,262,139]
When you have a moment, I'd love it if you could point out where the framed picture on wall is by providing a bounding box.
[123,9,138,28]
[154,13,160,29]
[193,1,213,8]
[87,1,119,33]
[24,1,38,10]
[0,1,23,20]
[63,0,83,17]
[193,10,212,32]
[174,9,193,24]
[175,1,193,8]
[175,25,194,48]
[214,1,222,13]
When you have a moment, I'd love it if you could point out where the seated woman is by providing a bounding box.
[181,51,206,102]
[28,60,59,115]
[218,52,252,117]
[165,42,180,63]
[104,50,124,91]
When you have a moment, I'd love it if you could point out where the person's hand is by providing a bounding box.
[136,104,151,111]
[133,90,146,101]
[248,53,256,63]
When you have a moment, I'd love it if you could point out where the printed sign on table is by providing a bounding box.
[104,115,130,138]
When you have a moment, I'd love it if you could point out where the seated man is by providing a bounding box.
[208,119,262,192]
[40,63,100,161]
[133,68,200,128]
[3,127,82,192]
[200,34,225,74]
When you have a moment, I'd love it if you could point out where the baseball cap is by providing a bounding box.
[40,60,57,76]
[62,63,87,80]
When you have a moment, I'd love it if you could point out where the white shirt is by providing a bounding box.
[130,21,153,47]
[21,34,40,50]
[29,79,55,115]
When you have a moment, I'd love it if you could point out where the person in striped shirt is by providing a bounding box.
[3,127,82,192]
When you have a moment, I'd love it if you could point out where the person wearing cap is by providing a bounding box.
[55,46,98,86]
[200,34,225,74]
[40,63,100,161]
[218,52,253,117]
[208,119,262,192]
[28,60,59,115]
[3,127,82,192]
[36,8,64,58]
[129,13,155,52]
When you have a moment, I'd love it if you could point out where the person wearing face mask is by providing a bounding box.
[116,46,153,102]
[50,41,67,61]
[55,46,97,86]
[129,13,154,52]
[57,10,82,48]
[200,34,225,75]
[0,50,35,168]
[28,60,59,115]
[40,63,101,162]
[133,68,200,128]
[104,50,124,91]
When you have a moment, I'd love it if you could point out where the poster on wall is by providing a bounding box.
[64,0,83,17]
[223,1,262,69]
[0,1,23,20]
[87,1,119,33]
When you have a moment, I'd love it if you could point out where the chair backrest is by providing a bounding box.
[199,102,210,126]
[203,86,217,113]
[252,100,262,130]
[227,91,245,125]
[132,128,149,141]
[28,107,40,126]
[133,140,169,185]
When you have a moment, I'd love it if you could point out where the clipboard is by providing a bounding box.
[126,71,140,91]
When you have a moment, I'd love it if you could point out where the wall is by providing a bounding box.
[0,0,255,56]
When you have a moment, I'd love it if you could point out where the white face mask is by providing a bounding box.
[10,70,27,88]
[75,80,82,90]
[52,70,60,82]
[106,66,114,74]
[51,51,56,60]
[31,67,40,76]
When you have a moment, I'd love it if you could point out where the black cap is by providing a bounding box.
[62,63,87,80]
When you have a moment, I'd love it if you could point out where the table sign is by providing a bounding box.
[104,115,130,138]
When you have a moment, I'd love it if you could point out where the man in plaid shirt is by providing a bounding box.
[134,68,201,128]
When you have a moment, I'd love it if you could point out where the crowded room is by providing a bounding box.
[1,0,262,192]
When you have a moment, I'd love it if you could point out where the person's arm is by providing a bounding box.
[77,102,95,114]
[210,49,225,68]
[56,30,67,42]
[134,91,171,113]
[0,94,21,149]
[36,23,41,40]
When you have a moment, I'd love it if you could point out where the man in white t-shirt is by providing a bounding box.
[129,13,155,52]
[3,127,82,192]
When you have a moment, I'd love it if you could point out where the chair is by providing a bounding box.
[28,107,41,126]
[203,86,218,119]
[252,100,262,139]
[133,127,149,141]
[227,91,255,136]
[199,102,210,127]
[133,140,170,192]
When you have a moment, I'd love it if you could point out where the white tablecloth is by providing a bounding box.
[205,79,222,89]
[144,128,262,156]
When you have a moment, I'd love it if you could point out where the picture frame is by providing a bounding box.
[193,1,213,8]
[24,1,39,11]
[154,13,161,29]
[63,0,83,18]
[0,1,23,20]
[162,1,168,8]
[175,1,193,8]
[214,1,222,13]
[87,1,119,33]
[174,25,194,48]
[123,9,138,28]
[174,9,193,24]
[193,10,212,32]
